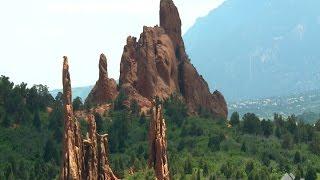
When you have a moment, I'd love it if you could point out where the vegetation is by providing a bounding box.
[0,76,320,179]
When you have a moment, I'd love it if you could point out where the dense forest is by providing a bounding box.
[0,75,319,179]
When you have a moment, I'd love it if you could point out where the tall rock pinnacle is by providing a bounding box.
[160,0,182,44]
[160,0,187,62]
[86,54,118,105]
[148,103,170,180]
[61,56,84,180]
[60,58,118,180]
[117,0,228,118]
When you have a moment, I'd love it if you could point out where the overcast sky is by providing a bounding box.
[0,0,225,90]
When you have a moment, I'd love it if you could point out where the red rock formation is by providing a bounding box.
[60,57,118,180]
[118,0,228,118]
[83,115,118,180]
[148,103,170,180]
[97,134,118,180]
[86,54,118,105]
[119,26,179,110]
[60,56,84,180]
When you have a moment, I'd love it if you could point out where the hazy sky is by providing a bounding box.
[0,0,225,90]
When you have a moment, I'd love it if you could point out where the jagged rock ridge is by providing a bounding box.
[117,0,228,118]
[60,57,118,180]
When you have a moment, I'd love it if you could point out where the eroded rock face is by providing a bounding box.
[119,27,179,109]
[60,57,118,180]
[118,0,228,118]
[148,104,170,180]
[60,56,84,180]
[86,54,118,105]
[83,115,118,180]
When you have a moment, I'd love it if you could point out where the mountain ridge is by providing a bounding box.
[184,0,320,101]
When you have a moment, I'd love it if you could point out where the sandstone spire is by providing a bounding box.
[148,103,170,180]
[60,57,118,180]
[86,54,118,105]
[60,56,84,180]
[83,114,118,180]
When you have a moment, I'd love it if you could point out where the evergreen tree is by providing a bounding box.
[261,119,273,137]
[114,90,128,111]
[241,142,247,152]
[305,166,317,180]
[230,112,240,127]
[242,113,261,134]
[245,161,254,175]
[43,138,59,164]
[33,109,41,131]
[72,97,83,111]
[2,113,11,128]
[94,113,104,134]
[184,158,193,174]
[294,151,301,164]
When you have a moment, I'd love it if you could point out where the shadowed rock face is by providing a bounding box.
[148,104,170,180]
[118,0,228,118]
[86,54,118,105]
[60,57,118,180]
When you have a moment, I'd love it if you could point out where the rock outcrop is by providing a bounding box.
[61,56,84,180]
[119,26,179,109]
[148,103,170,180]
[118,0,228,118]
[60,57,118,180]
[86,54,118,105]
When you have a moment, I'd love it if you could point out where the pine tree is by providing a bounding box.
[230,112,240,126]
[2,113,11,128]
[33,109,41,131]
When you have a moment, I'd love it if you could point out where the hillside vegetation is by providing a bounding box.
[0,76,320,179]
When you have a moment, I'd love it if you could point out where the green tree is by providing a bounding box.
[230,112,240,127]
[261,119,273,137]
[310,133,320,155]
[164,93,187,127]
[282,133,293,149]
[293,151,301,164]
[43,138,59,164]
[295,165,304,180]
[305,166,317,180]
[220,162,233,178]
[114,90,128,111]
[208,132,225,151]
[33,109,41,131]
[242,113,261,134]
[139,112,146,125]
[72,97,83,111]
[2,113,11,128]
[184,158,193,174]
[245,161,254,175]
[286,115,298,134]
[241,142,247,152]
[315,119,320,131]
[94,113,104,134]
[130,100,139,116]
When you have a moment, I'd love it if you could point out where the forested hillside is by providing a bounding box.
[0,76,320,179]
